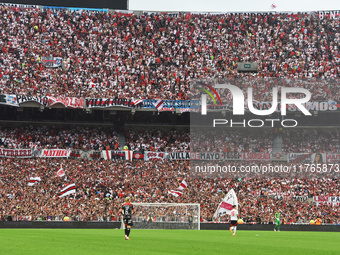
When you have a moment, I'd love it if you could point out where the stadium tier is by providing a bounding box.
[1,124,340,223]
[0,5,340,100]
[0,3,340,229]
[0,158,339,223]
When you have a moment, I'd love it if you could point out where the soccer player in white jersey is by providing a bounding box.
[229,205,238,236]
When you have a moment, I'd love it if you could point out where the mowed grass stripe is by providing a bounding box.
[0,229,339,255]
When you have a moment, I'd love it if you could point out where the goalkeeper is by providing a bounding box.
[274,211,281,232]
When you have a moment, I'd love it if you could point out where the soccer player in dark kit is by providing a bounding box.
[119,197,136,240]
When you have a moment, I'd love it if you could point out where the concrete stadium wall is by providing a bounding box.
[0,221,339,232]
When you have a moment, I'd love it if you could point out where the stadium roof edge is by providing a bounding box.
[2,2,339,15]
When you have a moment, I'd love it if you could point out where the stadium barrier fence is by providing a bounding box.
[1,221,339,232]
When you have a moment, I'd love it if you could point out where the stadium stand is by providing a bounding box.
[0,5,339,227]
[0,6,340,100]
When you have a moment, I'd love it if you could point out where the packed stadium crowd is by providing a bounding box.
[282,129,340,153]
[0,6,340,101]
[0,124,192,152]
[3,124,340,155]
[125,129,190,152]
[191,129,273,153]
[0,5,339,227]
[0,158,339,224]
[0,125,120,150]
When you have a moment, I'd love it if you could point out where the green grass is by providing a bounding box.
[0,229,339,255]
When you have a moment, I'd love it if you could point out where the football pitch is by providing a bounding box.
[0,229,339,255]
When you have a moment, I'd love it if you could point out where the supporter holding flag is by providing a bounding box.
[153,99,164,112]
[28,177,41,186]
[168,190,183,197]
[168,179,188,197]
[58,183,76,198]
[178,179,188,190]
[57,164,65,177]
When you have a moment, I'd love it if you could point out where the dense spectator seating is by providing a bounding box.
[0,5,339,226]
[126,128,190,152]
[3,125,340,154]
[0,124,120,150]
[282,129,340,153]
[0,6,340,100]
[0,158,339,224]
[191,129,273,153]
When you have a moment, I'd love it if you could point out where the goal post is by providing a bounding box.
[125,203,200,230]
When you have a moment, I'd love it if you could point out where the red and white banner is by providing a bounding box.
[313,196,329,203]
[47,97,84,109]
[167,152,269,161]
[40,149,70,158]
[326,154,340,163]
[178,180,188,190]
[101,150,112,160]
[28,177,41,186]
[189,152,242,160]
[85,98,142,108]
[59,183,76,198]
[125,151,133,161]
[313,196,340,206]
[168,179,188,197]
[133,152,144,160]
[168,190,183,197]
[243,153,271,161]
[288,153,326,163]
[144,151,165,161]
[0,148,32,158]
[153,99,164,111]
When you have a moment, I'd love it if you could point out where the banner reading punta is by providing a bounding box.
[213,189,238,219]
[200,83,312,127]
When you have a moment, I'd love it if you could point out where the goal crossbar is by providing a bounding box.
[127,203,200,230]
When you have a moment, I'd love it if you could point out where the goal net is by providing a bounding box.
[122,203,200,230]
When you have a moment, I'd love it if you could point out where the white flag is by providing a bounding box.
[213,189,238,219]
[28,177,41,186]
